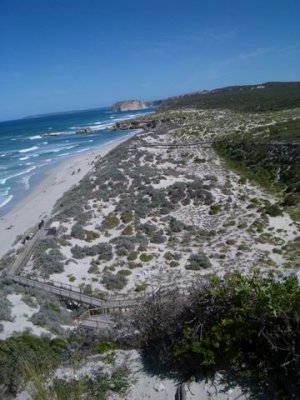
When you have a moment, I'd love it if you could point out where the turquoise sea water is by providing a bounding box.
[0,107,154,214]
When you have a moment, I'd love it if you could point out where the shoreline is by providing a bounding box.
[0,134,135,259]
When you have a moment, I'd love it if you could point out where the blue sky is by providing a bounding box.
[0,0,299,121]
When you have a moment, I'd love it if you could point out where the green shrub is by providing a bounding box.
[71,243,112,261]
[131,272,300,398]
[103,215,120,230]
[102,272,127,290]
[265,204,282,217]
[96,341,119,353]
[209,204,222,215]
[226,239,236,245]
[121,225,134,236]
[128,262,142,269]
[164,252,174,261]
[0,333,66,396]
[127,251,138,261]
[88,264,99,274]
[140,253,154,262]
[33,240,65,276]
[85,230,100,242]
[169,217,186,233]
[118,269,132,277]
[185,252,211,270]
[120,212,133,223]
[135,283,148,292]
[71,223,85,240]
[0,293,13,321]
[169,261,180,268]
[283,194,299,207]
[30,297,72,334]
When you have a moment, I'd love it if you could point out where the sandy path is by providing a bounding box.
[0,135,132,259]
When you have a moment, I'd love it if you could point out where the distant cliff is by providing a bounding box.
[112,100,147,112]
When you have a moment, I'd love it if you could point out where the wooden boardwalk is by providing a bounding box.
[9,227,46,275]
[6,222,144,329]
[7,221,184,330]
[10,274,139,311]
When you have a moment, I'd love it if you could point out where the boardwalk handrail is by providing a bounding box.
[9,228,43,275]
[9,274,139,310]
[77,317,114,329]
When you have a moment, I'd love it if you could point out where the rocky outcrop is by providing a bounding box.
[112,100,147,112]
[75,127,92,134]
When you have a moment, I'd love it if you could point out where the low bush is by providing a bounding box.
[127,251,138,261]
[117,269,132,277]
[169,217,186,233]
[88,264,99,274]
[121,225,134,236]
[30,297,72,334]
[0,293,13,321]
[102,272,127,291]
[164,252,181,261]
[71,223,85,240]
[135,283,148,292]
[186,252,211,270]
[71,243,112,261]
[120,212,133,223]
[85,230,100,242]
[112,237,135,253]
[169,261,180,268]
[0,251,16,271]
[102,215,120,230]
[140,253,154,262]
[283,194,299,207]
[33,240,65,276]
[265,204,282,217]
[128,262,142,269]
[0,333,66,396]
[96,341,119,353]
[130,272,300,398]
[150,229,166,244]
[209,204,222,215]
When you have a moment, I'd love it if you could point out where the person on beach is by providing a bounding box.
[38,219,44,230]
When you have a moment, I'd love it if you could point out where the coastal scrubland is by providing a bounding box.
[0,95,300,398]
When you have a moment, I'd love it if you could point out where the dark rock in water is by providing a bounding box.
[112,100,147,112]
[76,127,92,134]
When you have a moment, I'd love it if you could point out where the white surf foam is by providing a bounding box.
[0,166,36,185]
[0,194,13,208]
[29,135,42,140]
[75,147,90,153]
[19,146,39,154]
[20,175,31,190]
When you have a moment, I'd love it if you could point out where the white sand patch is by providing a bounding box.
[152,176,193,190]
[0,294,50,340]
[268,213,299,241]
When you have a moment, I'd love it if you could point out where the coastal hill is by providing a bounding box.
[159,81,300,112]
[112,99,147,112]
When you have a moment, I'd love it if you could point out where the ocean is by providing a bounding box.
[0,107,154,214]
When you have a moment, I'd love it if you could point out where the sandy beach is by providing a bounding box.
[0,135,132,260]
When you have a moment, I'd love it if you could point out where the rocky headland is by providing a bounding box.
[112,99,147,112]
